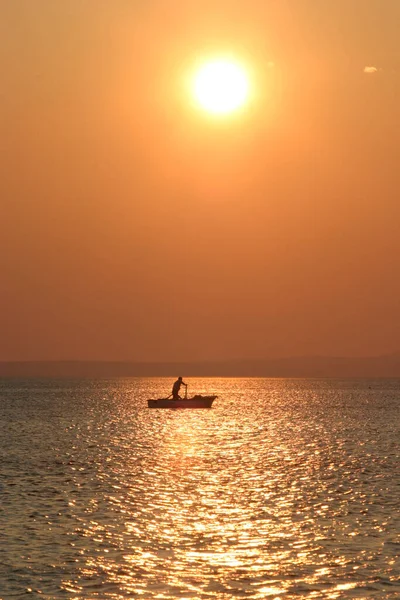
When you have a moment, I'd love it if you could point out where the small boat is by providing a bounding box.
[147,395,217,409]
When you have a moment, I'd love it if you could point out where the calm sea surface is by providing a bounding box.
[0,378,399,599]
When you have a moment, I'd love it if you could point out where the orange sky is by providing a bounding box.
[1,0,400,361]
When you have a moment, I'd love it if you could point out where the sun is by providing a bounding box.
[193,59,250,115]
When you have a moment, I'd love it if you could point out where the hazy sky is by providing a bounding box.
[1,0,400,361]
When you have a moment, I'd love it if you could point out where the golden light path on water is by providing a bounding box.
[0,378,398,598]
[49,378,400,599]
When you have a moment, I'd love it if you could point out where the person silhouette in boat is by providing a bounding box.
[172,376,187,400]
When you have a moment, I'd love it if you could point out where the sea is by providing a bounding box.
[0,378,399,599]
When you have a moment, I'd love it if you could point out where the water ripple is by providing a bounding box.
[0,378,399,598]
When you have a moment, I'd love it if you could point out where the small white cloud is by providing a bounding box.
[364,66,378,74]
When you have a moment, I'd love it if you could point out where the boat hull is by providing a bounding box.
[147,395,217,409]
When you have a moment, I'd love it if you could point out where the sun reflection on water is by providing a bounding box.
[54,379,400,599]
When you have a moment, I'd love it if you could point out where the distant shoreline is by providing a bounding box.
[1,357,400,378]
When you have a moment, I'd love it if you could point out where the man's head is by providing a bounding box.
[178,376,182,381]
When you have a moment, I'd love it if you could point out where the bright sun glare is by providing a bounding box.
[193,59,250,115]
